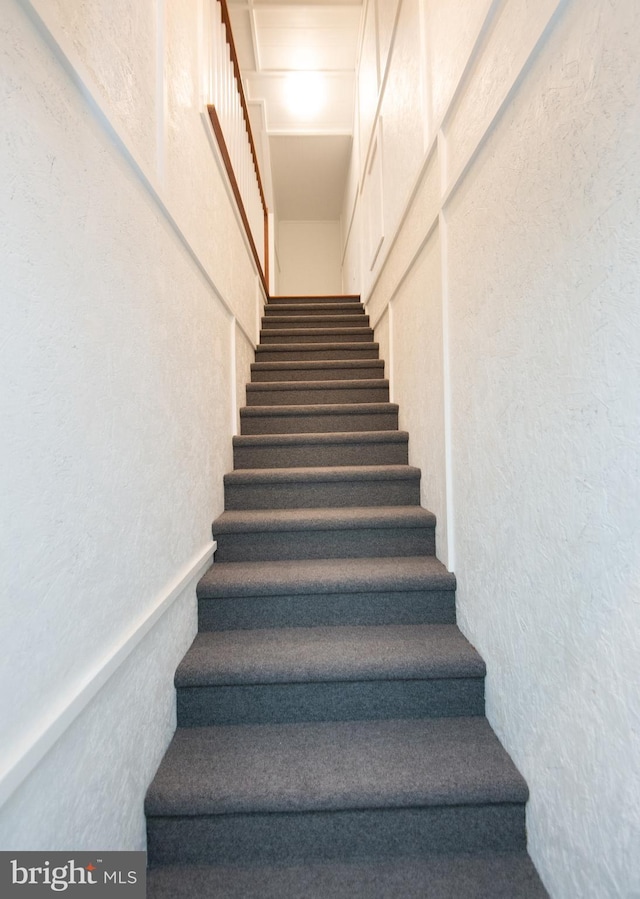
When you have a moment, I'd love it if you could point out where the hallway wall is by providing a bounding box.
[277,220,343,296]
[343,0,640,896]
[0,0,263,848]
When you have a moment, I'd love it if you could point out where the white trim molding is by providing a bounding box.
[20,0,262,348]
[0,542,216,808]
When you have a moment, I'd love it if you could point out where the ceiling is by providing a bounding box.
[227,0,364,221]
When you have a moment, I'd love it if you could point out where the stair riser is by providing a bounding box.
[265,305,365,316]
[147,804,526,866]
[147,855,550,898]
[251,365,384,382]
[198,590,456,631]
[245,385,390,406]
[240,409,399,435]
[256,346,379,362]
[262,317,369,329]
[268,296,361,306]
[224,480,420,510]
[260,331,374,345]
[232,440,409,469]
[177,679,485,727]
[213,526,436,562]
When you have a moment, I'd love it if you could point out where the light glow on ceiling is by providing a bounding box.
[284,71,326,119]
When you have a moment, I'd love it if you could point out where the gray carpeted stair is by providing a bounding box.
[232,430,410,468]
[265,293,364,314]
[212,506,436,561]
[251,358,385,381]
[196,556,458,630]
[223,464,421,509]
[261,313,370,329]
[256,341,380,362]
[264,302,366,316]
[240,401,399,434]
[175,624,485,726]
[260,326,375,344]
[246,378,389,406]
[146,294,548,897]
[146,854,548,899]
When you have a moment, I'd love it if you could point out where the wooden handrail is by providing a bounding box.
[219,0,268,216]
[211,0,270,294]
[207,104,267,293]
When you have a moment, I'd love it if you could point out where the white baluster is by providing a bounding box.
[208,2,268,277]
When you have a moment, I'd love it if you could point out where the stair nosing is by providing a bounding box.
[175,624,486,687]
[144,717,529,817]
[255,342,379,351]
[246,379,389,391]
[264,306,366,314]
[268,295,361,301]
[251,360,384,371]
[240,402,398,417]
[260,326,373,338]
[262,315,369,323]
[213,506,436,534]
[224,465,420,486]
[232,431,410,447]
[197,556,456,598]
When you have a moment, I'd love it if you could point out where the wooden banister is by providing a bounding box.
[210,0,269,294]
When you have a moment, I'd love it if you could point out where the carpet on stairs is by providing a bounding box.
[145,294,548,898]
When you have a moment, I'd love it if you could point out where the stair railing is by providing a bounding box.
[207,0,269,293]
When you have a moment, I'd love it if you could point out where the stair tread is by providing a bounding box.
[255,342,379,351]
[269,294,361,301]
[255,346,380,362]
[224,465,420,485]
[240,402,398,417]
[252,359,383,371]
[245,383,390,408]
[264,303,365,314]
[198,555,456,597]
[262,315,368,324]
[147,854,549,898]
[232,432,410,468]
[213,506,436,532]
[145,716,528,816]
[233,430,409,447]
[176,624,485,686]
[247,378,389,391]
[260,328,373,336]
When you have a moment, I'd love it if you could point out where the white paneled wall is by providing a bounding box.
[0,0,264,849]
[343,1,640,896]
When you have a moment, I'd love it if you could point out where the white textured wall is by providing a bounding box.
[0,0,263,849]
[277,220,342,295]
[345,0,640,896]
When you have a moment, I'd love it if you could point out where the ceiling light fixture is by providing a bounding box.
[284,71,326,119]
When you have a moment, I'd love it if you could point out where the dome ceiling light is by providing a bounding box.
[284,71,327,119]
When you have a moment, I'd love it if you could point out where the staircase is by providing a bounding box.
[145,295,548,898]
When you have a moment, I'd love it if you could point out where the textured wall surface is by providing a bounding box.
[345,0,640,895]
[377,0,424,251]
[0,593,196,850]
[0,0,260,848]
[392,235,448,563]
[448,3,640,895]
[277,221,342,295]
[47,0,157,173]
